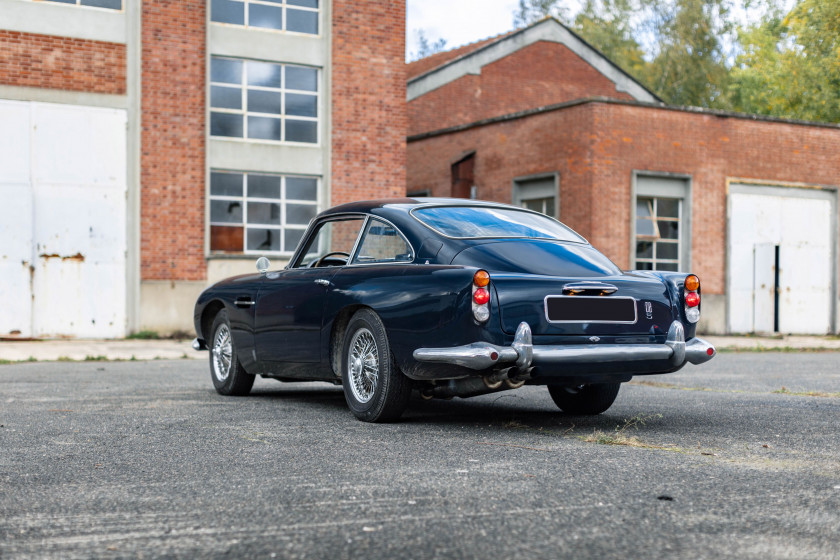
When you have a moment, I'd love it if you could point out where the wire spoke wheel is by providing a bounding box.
[348,328,379,403]
[341,309,411,422]
[212,323,233,382]
[208,310,255,396]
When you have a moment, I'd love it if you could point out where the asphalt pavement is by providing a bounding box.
[1,353,839,559]
[3,331,840,363]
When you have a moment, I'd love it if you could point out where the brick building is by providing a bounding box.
[407,18,840,335]
[0,0,406,338]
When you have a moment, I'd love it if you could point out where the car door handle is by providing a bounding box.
[234,297,256,308]
[314,279,331,287]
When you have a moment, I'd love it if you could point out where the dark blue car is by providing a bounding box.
[193,198,715,422]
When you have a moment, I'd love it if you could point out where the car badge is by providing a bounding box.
[589,336,600,343]
[645,301,653,320]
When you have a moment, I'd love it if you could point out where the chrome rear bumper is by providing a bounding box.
[412,321,715,371]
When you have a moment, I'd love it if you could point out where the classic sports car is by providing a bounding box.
[193,198,715,422]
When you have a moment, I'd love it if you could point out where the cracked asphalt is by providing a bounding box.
[1,353,839,559]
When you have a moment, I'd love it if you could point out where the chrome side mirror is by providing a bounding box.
[256,257,271,274]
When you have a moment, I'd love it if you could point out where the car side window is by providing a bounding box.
[293,217,366,268]
[352,219,413,264]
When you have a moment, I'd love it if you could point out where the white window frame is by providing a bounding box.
[35,0,123,10]
[210,56,320,145]
[631,172,692,272]
[209,169,320,255]
[210,0,321,36]
[512,173,559,218]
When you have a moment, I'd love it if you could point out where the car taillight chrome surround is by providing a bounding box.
[684,274,700,323]
[472,270,491,323]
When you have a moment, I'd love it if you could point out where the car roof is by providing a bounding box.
[318,197,517,218]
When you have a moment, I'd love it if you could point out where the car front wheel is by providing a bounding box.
[341,309,411,422]
[547,382,620,415]
[209,309,255,396]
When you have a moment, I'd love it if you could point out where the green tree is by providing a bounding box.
[729,0,840,123]
[512,0,569,27]
[409,29,448,62]
[640,0,735,108]
[572,0,648,78]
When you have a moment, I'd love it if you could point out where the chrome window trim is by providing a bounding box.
[348,216,416,267]
[287,213,368,269]
[408,203,587,244]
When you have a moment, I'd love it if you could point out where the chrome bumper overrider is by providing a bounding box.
[412,321,716,371]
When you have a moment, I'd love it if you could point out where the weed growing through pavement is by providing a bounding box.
[582,413,673,449]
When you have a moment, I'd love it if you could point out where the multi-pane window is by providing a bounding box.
[211,0,319,35]
[522,196,555,217]
[514,175,557,218]
[209,170,318,254]
[635,196,681,271]
[210,56,319,144]
[39,0,122,9]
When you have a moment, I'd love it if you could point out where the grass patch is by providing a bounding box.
[126,329,191,340]
[581,414,678,450]
[630,380,713,392]
[126,330,160,340]
[84,355,108,362]
[773,386,840,398]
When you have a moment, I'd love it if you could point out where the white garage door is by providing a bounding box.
[728,184,835,335]
[0,100,127,338]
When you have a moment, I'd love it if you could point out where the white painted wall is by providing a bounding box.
[0,100,127,338]
[0,101,34,336]
[728,186,834,335]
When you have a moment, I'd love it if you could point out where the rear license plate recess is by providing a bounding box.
[544,296,637,323]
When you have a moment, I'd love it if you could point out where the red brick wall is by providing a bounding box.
[408,41,634,136]
[0,30,125,94]
[331,0,406,205]
[588,103,840,294]
[407,101,840,295]
[140,1,206,281]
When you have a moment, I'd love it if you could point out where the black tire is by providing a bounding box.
[547,382,621,415]
[341,309,411,422]
[209,310,255,396]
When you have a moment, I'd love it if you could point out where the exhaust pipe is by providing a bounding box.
[420,370,531,399]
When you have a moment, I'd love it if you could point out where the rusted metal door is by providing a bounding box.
[0,100,127,339]
[0,101,34,337]
[728,186,834,335]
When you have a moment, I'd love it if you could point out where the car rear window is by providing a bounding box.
[412,206,585,242]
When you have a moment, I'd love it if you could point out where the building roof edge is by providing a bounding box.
[407,98,840,143]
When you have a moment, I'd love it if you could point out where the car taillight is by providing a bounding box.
[684,275,700,323]
[473,270,490,287]
[472,270,491,323]
[685,292,700,307]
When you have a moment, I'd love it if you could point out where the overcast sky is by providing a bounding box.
[405,0,794,62]
[406,0,523,61]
